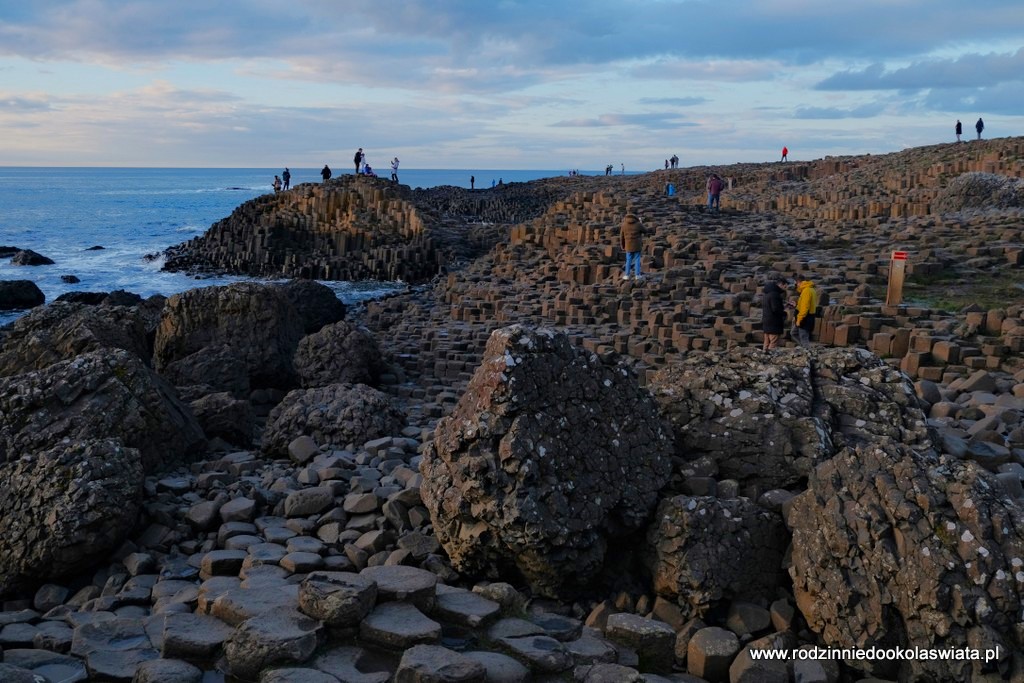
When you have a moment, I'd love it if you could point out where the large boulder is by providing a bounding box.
[644,495,788,618]
[189,392,255,447]
[293,320,384,388]
[0,439,142,596]
[161,343,251,399]
[647,347,930,490]
[420,324,673,598]
[0,349,206,472]
[10,249,54,266]
[789,441,1024,681]
[0,280,45,310]
[281,279,347,334]
[154,282,305,390]
[261,383,404,457]
[0,301,152,377]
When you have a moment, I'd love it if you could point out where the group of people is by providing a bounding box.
[617,212,819,348]
[955,118,985,142]
[663,155,680,169]
[272,168,291,192]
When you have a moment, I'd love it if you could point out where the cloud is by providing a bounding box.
[0,93,52,112]
[793,102,887,119]
[638,96,708,106]
[551,112,695,129]
[816,48,1024,91]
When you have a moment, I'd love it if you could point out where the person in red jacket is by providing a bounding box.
[781,146,788,162]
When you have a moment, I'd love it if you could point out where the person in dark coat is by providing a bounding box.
[955,120,962,142]
[761,275,788,350]
[320,164,331,182]
[976,118,984,140]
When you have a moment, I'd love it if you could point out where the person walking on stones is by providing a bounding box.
[955,120,962,143]
[761,275,788,351]
[282,167,291,190]
[620,213,644,281]
[792,277,818,348]
[390,157,400,183]
[781,146,788,162]
[975,117,984,140]
[320,164,331,182]
[706,173,724,212]
[354,147,364,174]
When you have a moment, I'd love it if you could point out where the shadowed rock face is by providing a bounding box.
[932,172,1024,214]
[0,280,45,311]
[293,320,384,389]
[647,347,931,490]
[789,442,1024,682]
[420,324,673,598]
[154,282,305,390]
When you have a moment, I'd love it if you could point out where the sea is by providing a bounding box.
[0,167,588,326]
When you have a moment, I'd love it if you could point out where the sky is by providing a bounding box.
[1,0,1023,170]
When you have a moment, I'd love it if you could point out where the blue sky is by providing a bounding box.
[1,0,1022,169]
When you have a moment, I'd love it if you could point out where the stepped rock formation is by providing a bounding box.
[420,324,673,597]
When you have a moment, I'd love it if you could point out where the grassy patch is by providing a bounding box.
[904,269,1024,312]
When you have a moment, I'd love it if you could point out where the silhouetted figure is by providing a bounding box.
[354,148,364,173]
[282,168,291,189]
[955,120,962,142]
[976,118,984,140]
[321,165,331,182]
[273,175,282,193]
[470,175,475,190]
[761,275,788,351]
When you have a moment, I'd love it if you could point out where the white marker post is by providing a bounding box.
[887,250,908,306]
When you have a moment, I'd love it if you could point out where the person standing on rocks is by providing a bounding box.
[706,173,724,212]
[320,164,331,182]
[470,175,475,190]
[976,117,984,140]
[354,147,364,174]
[793,277,819,347]
[781,146,788,162]
[620,213,644,281]
[955,120,962,142]
[390,157,400,183]
[761,275,788,350]
[282,168,291,190]
[272,175,282,193]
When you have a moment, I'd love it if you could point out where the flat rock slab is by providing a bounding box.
[85,647,160,681]
[605,612,675,674]
[396,644,487,682]
[432,585,501,628]
[462,651,530,683]
[280,551,325,574]
[133,657,204,683]
[161,611,234,660]
[573,663,644,682]
[260,667,342,683]
[212,585,300,626]
[360,565,437,610]
[2,648,88,683]
[71,617,151,657]
[311,645,390,683]
[0,663,50,683]
[496,634,573,673]
[360,602,441,650]
[299,571,377,626]
[200,549,248,578]
[223,609,323,681]
[566,635,619,665]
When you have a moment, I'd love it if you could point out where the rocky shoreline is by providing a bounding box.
[1,139,1023,682]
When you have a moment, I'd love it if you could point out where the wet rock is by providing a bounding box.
[0,280,45,310]
[11,248,54,266]
[310,644,390,683]
[395,644,487,682]
[359,601,441,650]
[294,320,384,388]
[133,658,203,682]
[223,609,323,681]
[360,565,438,611]
[262,383,405,458]
[462,651,530,682]
[645,495,787,618]
[421,325,672,598]
[3,649,88,682]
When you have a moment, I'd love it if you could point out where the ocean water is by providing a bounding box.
[0,167,579,325]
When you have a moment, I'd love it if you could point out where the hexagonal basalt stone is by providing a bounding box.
[359,602,441,650]
[298,571,377,626]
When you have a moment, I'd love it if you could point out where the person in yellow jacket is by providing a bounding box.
[793,278,818,347]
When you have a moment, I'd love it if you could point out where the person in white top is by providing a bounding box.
[391,157,400,183]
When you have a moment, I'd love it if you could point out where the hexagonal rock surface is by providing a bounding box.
[160,612,234,660]
[420,324,673,598]
[604,612,675,674]
[647,346,931,489]
[644,495,788,618]
[359,565,438,611]
[686,626,739,682]
[223,609,323,681]
[789,441,1024,682]
[395,644,487,682]
[298,571,377,626]
[310,645,390,683]
[133,657,204,682]
[359,602,441,650]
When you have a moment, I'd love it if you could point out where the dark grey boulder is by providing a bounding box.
[11,249,54,266]
[0,280,45,310]
[281,279,347,334]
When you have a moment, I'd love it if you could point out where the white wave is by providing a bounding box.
[142,253,167,270]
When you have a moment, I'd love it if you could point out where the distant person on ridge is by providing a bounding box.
[282,168,291,190]
[955,120,962,142]
[354,148,364,174]
[781,146,788,162]
[620,213,644,281]
[390,157,400,183]
[272,175,282,193]
[761,275,788,351]
[792,277,818,348]
[706,173,724,212]
[470,175,475,190]
[320,164,331,182]
[976,118,984,140]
